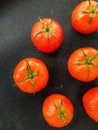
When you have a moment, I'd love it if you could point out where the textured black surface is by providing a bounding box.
[0,0,98,130]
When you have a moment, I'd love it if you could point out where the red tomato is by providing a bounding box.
[82,87,98,122]
[68,47,98,82]
[42,94,74,128]
[13,58,49,93]
[31,18,64,53]
[72,0,98,34]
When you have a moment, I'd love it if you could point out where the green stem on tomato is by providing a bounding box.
[33,30,45,39]
[13,60,41,90]
[33,17,56,41]
[53,100,72,123]
[80,0,98,24]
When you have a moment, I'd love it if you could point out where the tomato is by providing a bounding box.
[42,94,74,128]
[71,0,98,34]
[68,47,98,82]
[13,58,49,93]
[82,87,98,122]
[31,18,64,53]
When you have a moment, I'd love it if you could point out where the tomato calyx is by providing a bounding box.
[14,60,40,88]
[24,60,39,87]
[73,50,98,77]
[53,100,72,123]
[34,17,56,41]
[80,0,98,24]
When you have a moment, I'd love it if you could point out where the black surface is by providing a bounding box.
[0,0,98,130]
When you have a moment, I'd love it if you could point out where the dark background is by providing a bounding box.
[0,0,98,130]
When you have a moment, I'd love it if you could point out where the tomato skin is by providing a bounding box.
[31,18,64,53]
[42,94,74,128]
[13,58,49,93]
[72,0,98,34]
[82,87,98,122]
[68,47,98,82]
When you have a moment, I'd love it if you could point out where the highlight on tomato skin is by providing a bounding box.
[13,58,49,94]
[82,87,98,122]
[71,0,98,34]
[31,17,64,53]
[67,47,98,82]
[42,94,74,128]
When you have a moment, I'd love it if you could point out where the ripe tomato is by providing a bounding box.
[42,94,74,128]
[68,47,98,82]
[13,58,49,93]
[82,87,98,122]
[71,0,98,34]
[31,18,64,53]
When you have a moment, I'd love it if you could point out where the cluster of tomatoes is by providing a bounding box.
[13,0,98,128]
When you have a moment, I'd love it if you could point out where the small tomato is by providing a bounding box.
[68,47,98,82]
[31,18,64,53]
[72,0,98,34]
[82,87,98,122]
[42,94,74,128]
[13,58,49,93]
